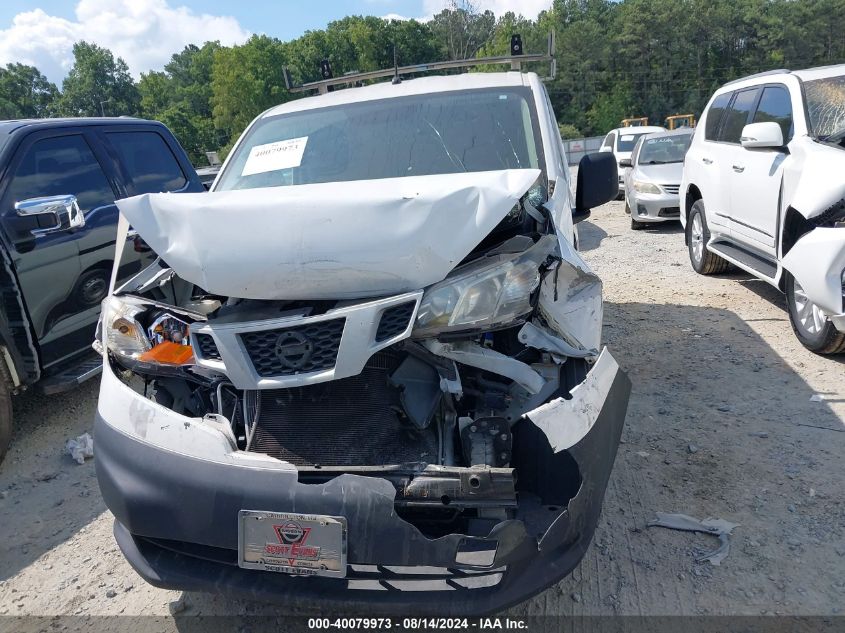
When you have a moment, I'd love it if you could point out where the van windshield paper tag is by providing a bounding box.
[242,137,308,176]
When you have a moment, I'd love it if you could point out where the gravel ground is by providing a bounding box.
[0,198,843,623]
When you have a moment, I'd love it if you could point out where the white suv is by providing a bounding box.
[681,65,845,354]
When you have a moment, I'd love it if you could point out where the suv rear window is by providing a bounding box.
[704,92,732,141]
[107,131,187,194]
[719,89,760,143]
[216,88,543,190]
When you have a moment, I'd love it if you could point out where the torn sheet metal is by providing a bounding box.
[782,139,845,220]
[537,236,603,354]
[781,226,845,316]
[518,321,595,361]
[524,349,618,452]
[424,339,546,395]
[115,169,539,301]
[647,512,740,565]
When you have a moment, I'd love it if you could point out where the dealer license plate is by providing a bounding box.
[238,510,347,578]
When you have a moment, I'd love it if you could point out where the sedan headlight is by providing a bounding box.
[633,180,662,195]
[100,295,196,369]
[413,235,556,338]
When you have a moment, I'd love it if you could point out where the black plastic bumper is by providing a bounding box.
[94,369,630,615]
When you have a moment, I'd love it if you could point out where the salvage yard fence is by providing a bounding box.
[563,136,604,165]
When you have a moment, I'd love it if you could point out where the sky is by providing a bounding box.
[0,0,553,85]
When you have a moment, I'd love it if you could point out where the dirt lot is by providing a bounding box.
[0,198,843,621]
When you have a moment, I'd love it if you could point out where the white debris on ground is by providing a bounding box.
[65,432,94,465]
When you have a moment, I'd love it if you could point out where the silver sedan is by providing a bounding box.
[622,129,693,230]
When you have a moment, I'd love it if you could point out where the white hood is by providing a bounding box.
[116,169,540,300]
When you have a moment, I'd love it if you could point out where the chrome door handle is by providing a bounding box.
[702,157,713,165]
[732,165,745,173]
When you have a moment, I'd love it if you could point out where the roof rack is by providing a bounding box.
[722,68,791,87]
[284,32,556,95]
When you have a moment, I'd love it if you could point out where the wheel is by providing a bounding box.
[631,216,646,230]
[686,200,730,274]
[785,273,845,354]
[0,380,12,465]
[72,268,110,309]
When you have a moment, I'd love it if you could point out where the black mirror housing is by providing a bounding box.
[575,152,618,218]
[619,158,632,168]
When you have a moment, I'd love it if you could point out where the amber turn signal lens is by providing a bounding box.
[138,341,194,365]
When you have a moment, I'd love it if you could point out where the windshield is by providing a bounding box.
[617,133,648,152]
[216,87,542,191]
[638,134,692,165]
[804,74,845,138]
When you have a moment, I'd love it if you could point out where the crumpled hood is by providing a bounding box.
[116,169,540,300]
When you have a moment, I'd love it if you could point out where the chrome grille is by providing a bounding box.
[240,318,344,377]
[661,184,680,195]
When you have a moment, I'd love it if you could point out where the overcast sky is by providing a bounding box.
[0,0,552,84]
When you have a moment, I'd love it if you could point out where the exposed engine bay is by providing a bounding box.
[98,169,619,542]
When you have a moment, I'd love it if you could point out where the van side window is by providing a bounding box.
[704,92,732,141]
[7,135,115,213]
[603,132,616,149]
[719,89,761,144]
[107,131,187,194]
[752,86,793,142]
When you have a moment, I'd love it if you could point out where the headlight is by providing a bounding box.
[101,295,195,369]
[413,235,556,337]
[633,180,662,195]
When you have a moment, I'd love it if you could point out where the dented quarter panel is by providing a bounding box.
[115,169,539,301]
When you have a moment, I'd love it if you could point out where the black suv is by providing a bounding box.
[0,118,203,463]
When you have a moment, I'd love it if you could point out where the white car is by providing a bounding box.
[622,129,693,229]
[681,65,845,354]
[93,68,631,613]
[599,125,667,196]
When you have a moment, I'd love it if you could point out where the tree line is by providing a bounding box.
[2,0,845,165]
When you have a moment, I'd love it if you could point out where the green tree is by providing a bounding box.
[430,0,496,60]
[56,41,140,117]
[0,63,58,119]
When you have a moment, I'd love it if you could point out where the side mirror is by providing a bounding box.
[15,194,85,236]
[740,122,784,150]
[573,152,618,223]
[619,158,633,168]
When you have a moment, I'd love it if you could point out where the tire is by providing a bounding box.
[0,380,12,465]
[785,273,845,354]
[624,199,632,215]
[631,216,646,230]
[686,200,730,275]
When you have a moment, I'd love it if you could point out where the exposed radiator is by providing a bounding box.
[249,351,439,466]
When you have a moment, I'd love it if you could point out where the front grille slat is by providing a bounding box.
[661,184,680,195]
[241,318,344,377]
[194,333,221,361]
[376,302,415,342]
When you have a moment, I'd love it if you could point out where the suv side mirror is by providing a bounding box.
[573,152,618,223]
[741,122,784,150]
[619,158,633,168]
[15,194,85,236]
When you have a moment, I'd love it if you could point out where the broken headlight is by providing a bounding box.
[413,235,556,338]
[100,295,196,370]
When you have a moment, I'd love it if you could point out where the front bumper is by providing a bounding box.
[94,353,630,615]
[628,191,681,223]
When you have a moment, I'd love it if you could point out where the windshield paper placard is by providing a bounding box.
[241,137,308,176]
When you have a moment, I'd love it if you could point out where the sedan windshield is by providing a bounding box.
[216,87,542,190]
[804,74,845,138]
[638,134,692,165]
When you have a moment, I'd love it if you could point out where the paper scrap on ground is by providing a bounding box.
[241,137,308,176]
[647,512,740,565]
[66,432,94,465]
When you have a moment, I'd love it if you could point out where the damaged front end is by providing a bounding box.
[94,169,630,614]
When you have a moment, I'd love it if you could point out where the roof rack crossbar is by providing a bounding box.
[285,32,555,95]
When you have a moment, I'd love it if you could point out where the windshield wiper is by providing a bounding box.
[645,160,682,165]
